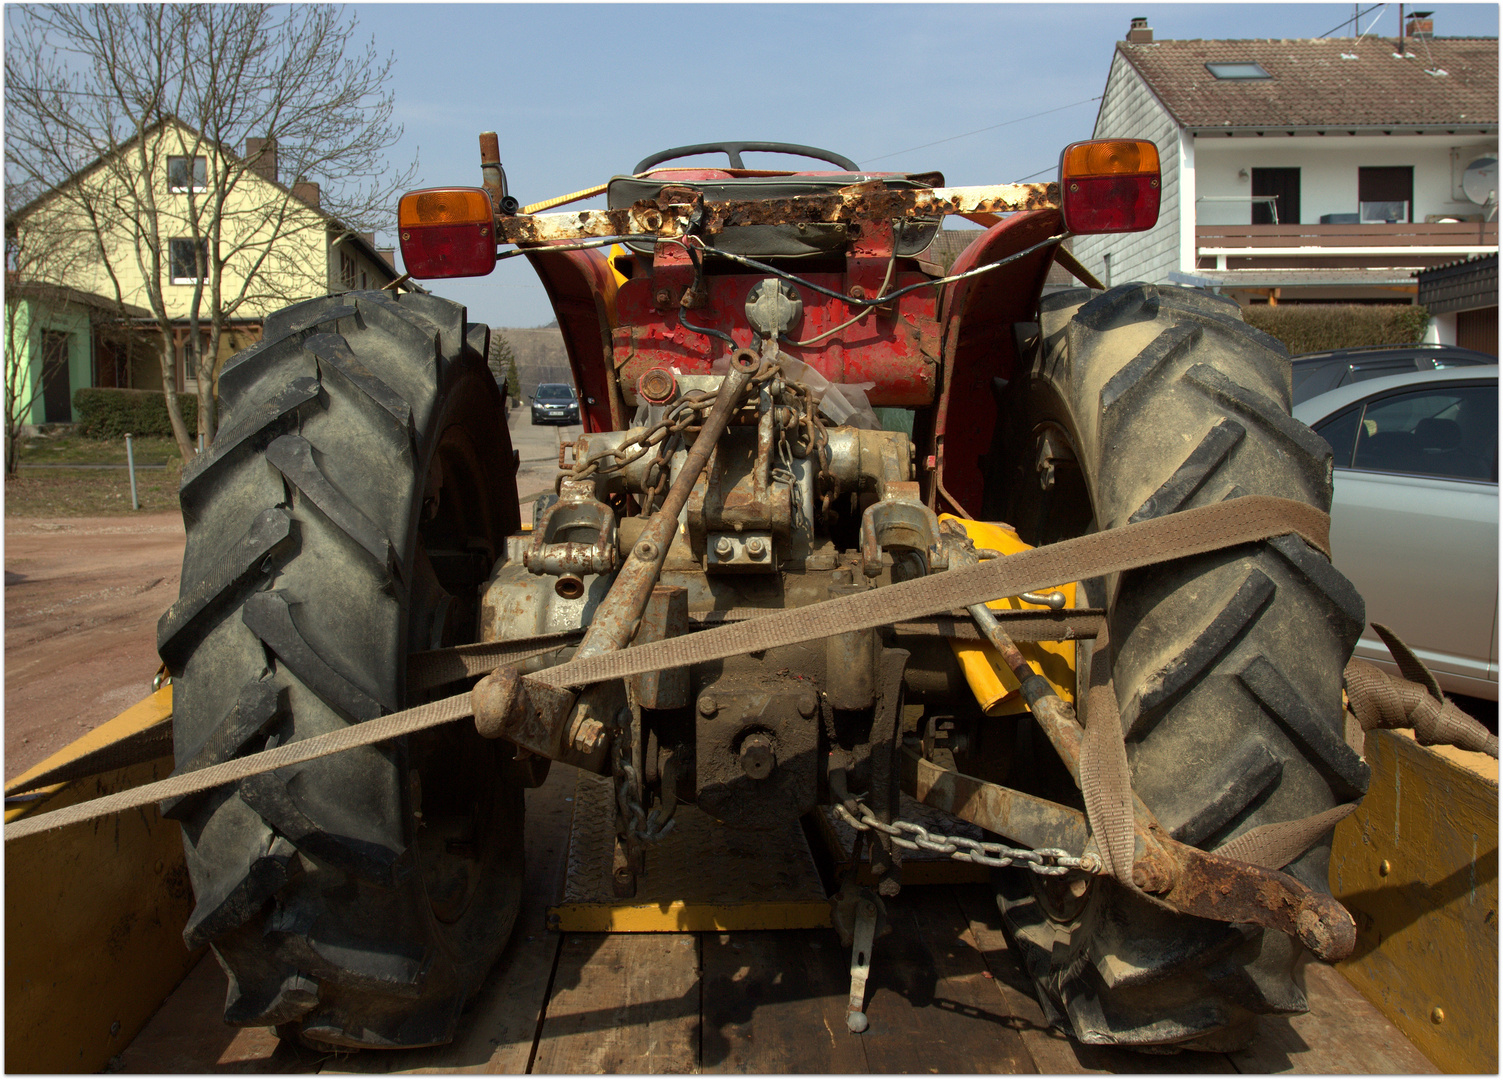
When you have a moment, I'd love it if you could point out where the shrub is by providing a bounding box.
[1242,303,1431,356]
[73,387,198,439]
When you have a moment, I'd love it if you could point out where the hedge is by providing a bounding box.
[1242,303,1431,356]
[73,387,198,439]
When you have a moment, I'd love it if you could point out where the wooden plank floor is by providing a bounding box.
[119,767,1439,1075]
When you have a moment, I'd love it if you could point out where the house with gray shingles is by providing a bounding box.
[1074,17,1498,307]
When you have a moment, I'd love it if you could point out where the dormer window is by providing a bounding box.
[1206,62,1271,80]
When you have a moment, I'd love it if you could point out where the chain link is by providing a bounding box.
[832,799,1102,876]
[611,714,677,844]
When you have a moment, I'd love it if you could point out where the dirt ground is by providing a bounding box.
[2,412,565,783]
[5,513,185,781]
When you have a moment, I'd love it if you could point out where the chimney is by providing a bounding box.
[244,137,277,183]
[1127,17,1154,43]
[292,176,320,209]
[1406,13,1433,38]
[360,232,376,249]
[376,248,395,269]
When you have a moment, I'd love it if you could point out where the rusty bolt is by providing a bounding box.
[713,536,734,559]
[634,540,659,562]
[739,733,775,780]
[848,285,866,301]
[798,687,819,718]
[569,712,606,755]
[745,537,767,559]
[644,211,662,230]
[653,287,674,309]
[1131,854,1175,894]
[638,366,677,403]
[698,693,718,718]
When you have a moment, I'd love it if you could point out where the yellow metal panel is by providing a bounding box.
[550,901,832,934]
[4,689,201,1074]
[550,771,830,932]
[4,685,173,806]
[937,515,1078,714]
[1330,729,1498,1074]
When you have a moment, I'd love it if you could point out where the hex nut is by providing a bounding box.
[745,537,767,559]
[698,693,718,718]
[714,536,734,558]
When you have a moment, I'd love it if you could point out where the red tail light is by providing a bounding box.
[397,187,497,279]
[1058,139,1161,234]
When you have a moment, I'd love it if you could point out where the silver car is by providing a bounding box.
[1294,365,1498,700]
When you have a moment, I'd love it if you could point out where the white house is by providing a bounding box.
[1074,17,1499,306]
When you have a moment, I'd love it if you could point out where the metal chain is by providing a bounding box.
[610,709,677,844]
[833,799,1102,876]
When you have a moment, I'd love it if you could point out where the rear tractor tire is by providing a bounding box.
[994,283,1368,1052]
[157,291,523,1049]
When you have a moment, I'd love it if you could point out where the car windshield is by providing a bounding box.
[536,384,575,401]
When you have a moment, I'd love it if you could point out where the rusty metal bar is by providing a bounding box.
[573,351,759,660]
[903,747,1090,854]
[495,181,1060,246]
[1158,838,1357,962]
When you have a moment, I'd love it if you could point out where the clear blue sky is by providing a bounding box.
[354,3,1500,328]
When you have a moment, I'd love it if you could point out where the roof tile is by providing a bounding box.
[1121,37,1498,128]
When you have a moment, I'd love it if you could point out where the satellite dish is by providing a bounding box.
[1461,156,1498,204]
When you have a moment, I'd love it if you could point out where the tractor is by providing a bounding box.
[157,135,1384,1052]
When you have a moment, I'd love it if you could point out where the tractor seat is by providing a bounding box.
[606,171,944,260]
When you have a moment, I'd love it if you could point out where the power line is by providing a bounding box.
[860,96,1103,167]
[1317,3,1386,38]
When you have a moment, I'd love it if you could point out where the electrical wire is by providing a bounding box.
[781,242,898,348]
[859,97,1103,166]
[490,227,1071,348]
[1317,3,1386,38]
[682,231,1070,311]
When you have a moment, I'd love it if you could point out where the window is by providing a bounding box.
[1206,62,1271,80]
[1251,168,1300,225]
[1358,167,1413,223]
[170,238,208,284]
[1349,384,1496,481]
[167,155,207,193]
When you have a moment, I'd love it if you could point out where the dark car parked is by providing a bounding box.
[1291,342,1495,405]
[530,382,579,425]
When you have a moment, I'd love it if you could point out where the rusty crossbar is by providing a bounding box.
[495,181,1060,245]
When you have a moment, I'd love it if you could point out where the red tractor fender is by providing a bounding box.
[928,208,1065,517]
[525,247,623,432]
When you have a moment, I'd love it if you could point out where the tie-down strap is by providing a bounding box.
[5,495,1328,842]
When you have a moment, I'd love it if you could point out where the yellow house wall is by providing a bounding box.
[19,120,335,326]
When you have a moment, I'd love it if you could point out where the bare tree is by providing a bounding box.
[5,4,417,458]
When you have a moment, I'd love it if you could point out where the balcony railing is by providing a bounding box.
[1196,222,1498,271]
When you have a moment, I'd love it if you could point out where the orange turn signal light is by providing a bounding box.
[1058,139,1161,235]
[397,187,497,279]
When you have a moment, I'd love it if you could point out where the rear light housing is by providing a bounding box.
[398,187,497,278]
[1058,139,1161,234]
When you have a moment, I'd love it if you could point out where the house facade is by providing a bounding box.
[1075,19,1499,306]
[7,117,400,412]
